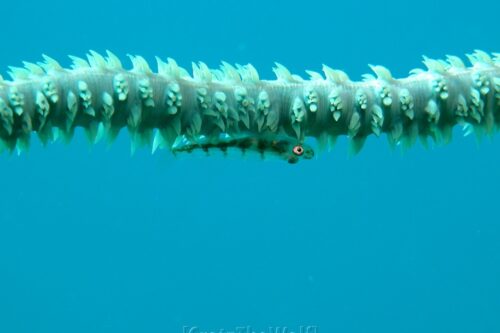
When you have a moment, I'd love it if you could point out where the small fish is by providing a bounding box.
[172,133,314,164]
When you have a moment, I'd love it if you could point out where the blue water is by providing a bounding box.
[0,0,499,332]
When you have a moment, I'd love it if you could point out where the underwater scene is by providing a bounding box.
[0,0,499,332]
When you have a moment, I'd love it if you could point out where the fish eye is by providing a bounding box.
[292,145,304,156]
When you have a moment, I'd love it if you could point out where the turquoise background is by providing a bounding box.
[0,0,499,332]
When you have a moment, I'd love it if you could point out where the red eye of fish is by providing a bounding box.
[292,145,304,156]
